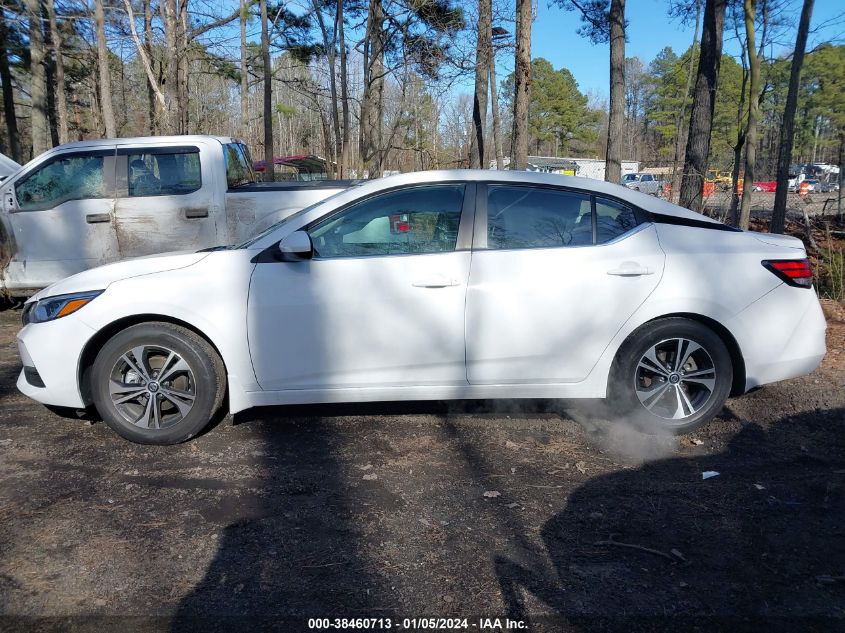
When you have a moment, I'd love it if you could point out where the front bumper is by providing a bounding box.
[16,316,97,409]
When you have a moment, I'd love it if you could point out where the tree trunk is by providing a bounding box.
[160,0,179,133]
[470,0,491,169]
[312,0,340,178]
[338,0,350,177]
[489,55,504,170]
[511,0,532,170]
[737,0,761,230]
[361,0,385,178]
[771,0,813,234]
[605,0,625,183]
[177,0,189,133]
[26,0,50,155]
[671,0,701,202]
[41,2,59,146]
[144,0,157,134]
[260,0,273,181]
[94,0,116,137]
[678,0,726,211]
[729,32,748,223]
[240,0,249,139]
[45,0,68,144]
[0,14,22,161]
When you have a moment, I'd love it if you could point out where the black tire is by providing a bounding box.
[608,318,732,435]
[91,322,225,444]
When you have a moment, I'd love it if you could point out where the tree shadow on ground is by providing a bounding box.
[491,408,845,631]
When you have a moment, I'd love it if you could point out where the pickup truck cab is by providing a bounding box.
[621,173,664,196]
[0,135,350,293]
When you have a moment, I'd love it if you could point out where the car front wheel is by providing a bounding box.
[91,322,225,444]
[609,318,733,435]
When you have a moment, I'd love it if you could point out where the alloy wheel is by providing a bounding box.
[108,345,197,429]
[634,338,716,422]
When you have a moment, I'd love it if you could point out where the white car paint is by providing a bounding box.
[16,170,826,423]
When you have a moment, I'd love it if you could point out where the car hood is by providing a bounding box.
[27,251,211,302]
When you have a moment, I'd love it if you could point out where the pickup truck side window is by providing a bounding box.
[595,197,637,244]
[15,153,110,211]
[308,184,465,258]
[126,149,201,197]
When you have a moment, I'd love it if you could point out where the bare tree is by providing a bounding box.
[489,50,504,170]
[240,0,250,138]
[26,0,50,155]
[0,11,22,161]
[337,0,350,177]
[604,0,624,182]
[361,0,385,177]
[736,0,763,229]
[470,0,492,168]
[511,0,532,170]
[670,0,701,202]
[260,0,273,181]
[45,0,68,144]
[770,0,813,234]
[144,0,157,134]
[94,0,117,137]
[678,0,727,211]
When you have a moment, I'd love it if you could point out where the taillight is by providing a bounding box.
[762,259,813,288]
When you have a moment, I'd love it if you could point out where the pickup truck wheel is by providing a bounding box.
[91,323,225,445]
[608,318,732,435]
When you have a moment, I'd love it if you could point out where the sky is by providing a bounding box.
[520,0,845,100]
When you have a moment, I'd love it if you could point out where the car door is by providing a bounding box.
[113,145,221,258]
[248,183,474,391]
[465,183,665,385]
[2,148,120,288]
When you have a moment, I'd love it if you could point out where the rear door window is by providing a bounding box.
[125,148,201,197]
[486,185,593,249]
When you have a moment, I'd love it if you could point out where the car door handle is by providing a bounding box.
[185,208,209,219]
[86,213,110,224]
[607,262,653,276]
[412,276,460,288]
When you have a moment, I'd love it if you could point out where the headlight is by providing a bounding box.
[22,291,104,325]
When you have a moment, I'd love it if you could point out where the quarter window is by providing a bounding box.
[486,185,593,249]
[15,154,109,210]
[127,149,201,197]
[308,185,465,258]
[595,197,637,243]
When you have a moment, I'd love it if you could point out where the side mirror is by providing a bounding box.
[276,230,313,261]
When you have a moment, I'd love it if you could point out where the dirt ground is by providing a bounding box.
[0,304,843,632]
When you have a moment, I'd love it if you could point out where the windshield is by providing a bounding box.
[237,185,360,248]
[622,174,637,182]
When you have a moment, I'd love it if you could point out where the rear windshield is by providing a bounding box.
[224,142,256,188]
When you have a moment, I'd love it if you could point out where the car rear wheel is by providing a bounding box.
[609,318,732,435]
[91,322,225,444]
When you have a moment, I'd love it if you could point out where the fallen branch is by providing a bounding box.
[594,537,675,561]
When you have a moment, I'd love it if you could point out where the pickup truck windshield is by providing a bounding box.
[224,142,256,188]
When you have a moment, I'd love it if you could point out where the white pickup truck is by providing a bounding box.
[621,172,665,196]
[0,135,351,294]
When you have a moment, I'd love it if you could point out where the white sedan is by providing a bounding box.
[16,171,826,444]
